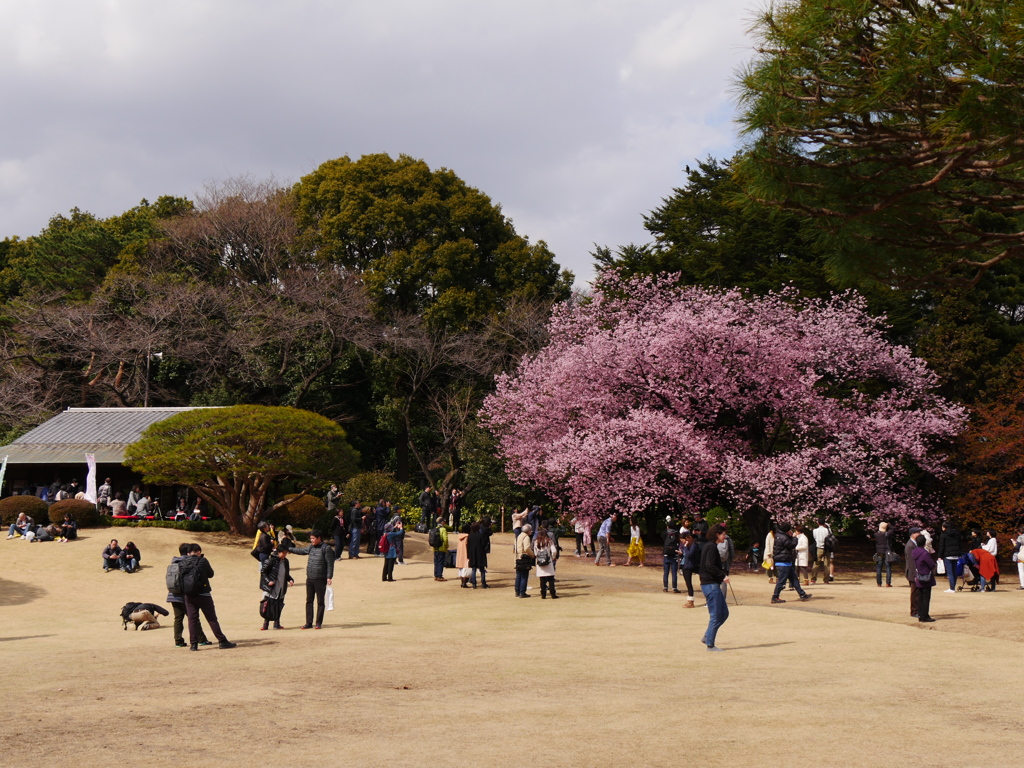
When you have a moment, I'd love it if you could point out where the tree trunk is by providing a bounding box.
[743,505,771,554]
[396,424,409,483]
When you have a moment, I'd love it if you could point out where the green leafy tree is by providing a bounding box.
[293,153,572,328]
[735,0,1024,287]
[124,405,360,535]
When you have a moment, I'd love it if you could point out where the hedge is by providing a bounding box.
[0,495,48,526]
[49,499,101,527]
[105,518,230,533]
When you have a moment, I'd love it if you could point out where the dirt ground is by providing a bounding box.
[2,527,1022,768]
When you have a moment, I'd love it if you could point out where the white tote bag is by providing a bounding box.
[325,585,335,611]
[936,558,946,575]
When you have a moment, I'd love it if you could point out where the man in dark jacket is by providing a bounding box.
[348,502,362,559]
[167,543,210,648]
[419,487,437,528]
[288,529,334,629]
[102,539,122,572]
[699,523,730,651]
[183,543,236,651]
[771,523,811,603]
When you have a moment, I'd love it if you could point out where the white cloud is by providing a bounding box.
[0,0,757,286]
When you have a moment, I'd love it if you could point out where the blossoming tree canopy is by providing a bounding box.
[481,275,967,533]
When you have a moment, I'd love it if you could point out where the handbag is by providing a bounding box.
[259,599,271,619]
[885,551,901,565]
[761,558,773,570]
[936,558,946,575]
[325,585,335,612]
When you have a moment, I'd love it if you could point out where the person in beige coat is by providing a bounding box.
[455,524,472,588]
[534,528,559,598]
[515,524,535,598]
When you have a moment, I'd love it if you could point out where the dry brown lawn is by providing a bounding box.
[2,527,1022,768]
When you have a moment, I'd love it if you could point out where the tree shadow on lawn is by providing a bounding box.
[0,578,47,607]
[725,642,796,651]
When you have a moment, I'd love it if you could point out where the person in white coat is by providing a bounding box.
[795,524,811,586]
[534,528,559,599]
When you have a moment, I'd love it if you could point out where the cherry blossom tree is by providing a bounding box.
[481,275,967,539]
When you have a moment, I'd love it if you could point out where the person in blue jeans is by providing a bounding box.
[699,524,730,651]
[514,524,534,597]
[771,522,811,603]
[662,527,680,593]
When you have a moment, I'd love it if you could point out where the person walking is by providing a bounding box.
[680,532,700,607]
[167,543,210,649]
[699,523,730,651]
[936,521,962,593]
[182,543,236,650]
[771,523,811,603]
[431,515,449,582]
[594,513,617,566]
[534,528,558,598]
[625,518,645,566]
[873,522,895,587]
[515,523,535,598]
[911,534,937,622]
[288,529,335,629]
[764,528,776,583]
[905,527,921,619]
[259,546,294,630]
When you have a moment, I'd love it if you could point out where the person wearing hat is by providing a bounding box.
[514,523,535,597]
[905,527,922,618]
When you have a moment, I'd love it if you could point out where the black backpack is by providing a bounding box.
[663,530,679,557]
[824,531,839,554]
[428,527,443,549]
[178,557,205,596]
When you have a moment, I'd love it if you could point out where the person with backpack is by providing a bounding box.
[181,543,236,650]
[430,515,449,582]
[379,522,401,582]
[811,518,835,584]
[166,542,210,648]
[288,529,335,629]
[534,528,558,598]
[662,526,680,593]
[259,546,294,630]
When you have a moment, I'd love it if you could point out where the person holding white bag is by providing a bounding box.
[288,529,334,630]
[1013,525,1024,590]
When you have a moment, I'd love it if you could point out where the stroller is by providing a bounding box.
[955,553,981,592]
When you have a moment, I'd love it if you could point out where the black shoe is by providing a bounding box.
[673,589,681,593]
[520,594,531,598]
[219,640,236,649]
[919,617,936,623]
[541,594,547,599]
[800,593,812,601]
[273,623,282,629]
[551,594,559,599]
[197,641,212,646]
[175,642,187,648]
[771,598,786,604]
[301,625,313,630]
[910,614,918,619]
[189,644,198,651]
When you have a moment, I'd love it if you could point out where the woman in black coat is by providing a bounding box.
[467,522,489,588]
[259,548,294,630]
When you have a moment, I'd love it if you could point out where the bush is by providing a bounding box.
[277,494,327,528]
[0,495,48,526]
[50,499,101,527]
[341,471,418,511]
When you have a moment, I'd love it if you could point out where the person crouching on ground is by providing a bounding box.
[119,541,141,573]
[260,546,294,630]
[102,539,122,572]
[515,523,535,597]
[288,529,334,629]
[700,523,730,651]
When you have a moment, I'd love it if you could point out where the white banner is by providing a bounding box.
[0,455,7,497]
[85,453,97,503]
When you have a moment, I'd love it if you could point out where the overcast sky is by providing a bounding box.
[1,0,757,286]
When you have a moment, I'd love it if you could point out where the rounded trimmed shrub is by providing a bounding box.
[49,498,101,527]
[341,471,418,511]
[0,495,48,526]
[276,494,326,529]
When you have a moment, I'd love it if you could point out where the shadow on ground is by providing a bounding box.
[0,578,47,607]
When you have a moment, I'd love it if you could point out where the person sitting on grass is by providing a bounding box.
[102,539,122,572]
[59,512,78,542]
[7,512,35,539]
[119,541,142,573]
